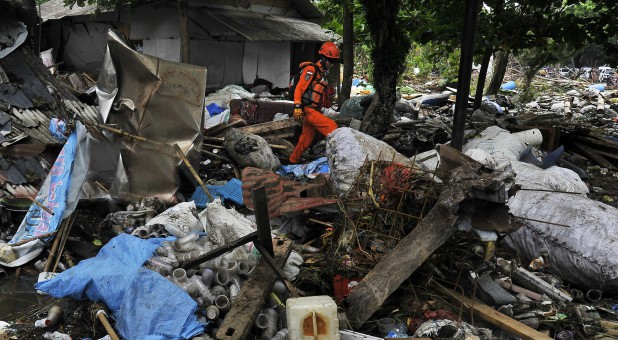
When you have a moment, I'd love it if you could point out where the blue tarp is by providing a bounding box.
[10,129,78,244]
[190,178,243,208]
[206,103,225,116]
[277,157,330,178]
[35,234,204,340]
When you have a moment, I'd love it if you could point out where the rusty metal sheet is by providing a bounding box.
[242,167,337,218]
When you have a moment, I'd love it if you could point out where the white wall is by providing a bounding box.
[242,41,290,88]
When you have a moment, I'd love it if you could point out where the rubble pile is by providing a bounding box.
[3,8,618,340]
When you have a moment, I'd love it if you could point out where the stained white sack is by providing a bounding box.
[506,191,618,290]
[326,127,416,194]
[463,126,527,169]
[510,161,589,194]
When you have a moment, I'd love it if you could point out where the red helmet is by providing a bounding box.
[319,41,340,60]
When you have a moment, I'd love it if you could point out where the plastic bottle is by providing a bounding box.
[385,321,408,338]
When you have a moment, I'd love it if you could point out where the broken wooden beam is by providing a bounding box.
[237,118,299,135]
[436,285,552,340]
[571,142,616,170]
[345,195,457,327]
[215,239,293,340]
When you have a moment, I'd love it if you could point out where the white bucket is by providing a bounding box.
[286,295,340,340]
[40,48,55,67]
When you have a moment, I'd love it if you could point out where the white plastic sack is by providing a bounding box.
[463,126,527,169]
[143,202,202,238]
[510,161,589,194]
[202,200,256,250]
[326,128,416,194]
[506,191,618,290]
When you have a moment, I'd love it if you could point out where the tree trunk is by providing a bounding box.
[473,48,493,110]
[486,50,509,95]
[360,0,411,136]
[339,0,354,106]
[178,0,190,63]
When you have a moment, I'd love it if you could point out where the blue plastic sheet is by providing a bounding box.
[10,129,78,244]
[191,178,243,208]
[35,234,204,340]
[206,103,225,116]
[49,118,67,142]
[277,157,329,178]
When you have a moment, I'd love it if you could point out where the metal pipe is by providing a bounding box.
[570,288,584,301]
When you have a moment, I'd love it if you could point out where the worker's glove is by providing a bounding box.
[293,105,303,122]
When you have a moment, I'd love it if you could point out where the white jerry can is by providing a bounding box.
[286,295,340,340]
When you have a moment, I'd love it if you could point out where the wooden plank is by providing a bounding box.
[216,239,293,340]
[346,196,457,327]
[571,135,618,151]
[237,118,299,135]
[436,285,552,340]
[571,142,617,170]
[204,120,244,136]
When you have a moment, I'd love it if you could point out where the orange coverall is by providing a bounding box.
[289,61,338,163]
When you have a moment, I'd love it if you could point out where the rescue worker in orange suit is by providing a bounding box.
[289,41,340,164]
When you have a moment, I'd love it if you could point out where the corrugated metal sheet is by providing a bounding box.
[40,0,101,22]
[205,8,335,42]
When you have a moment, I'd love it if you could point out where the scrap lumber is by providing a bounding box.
[237,118,299,135]
[346,145,513,327]
[571,142,616,170]
[436,285,552,340]
[215,239,293,340]
[346,192,458,327]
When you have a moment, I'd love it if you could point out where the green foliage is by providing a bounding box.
[403,42,460,82]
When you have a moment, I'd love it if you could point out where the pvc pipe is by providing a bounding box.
[174,233,199,252]
[237,260,251,276]
[259,308,278,339]
[147,258,174,276]
[271,328,288,340]
[210,285,228,298]
[150,224,161,233]
[215,269,230,286]
[570,288,584,301]
[137,228,149,239]
[229,282,240,301]
[0,267,7,278]
[246,253,258,266]
[191,275,215,305]
[202,268,215,287]
[156,242,177,260]
[206,305,220,320]
[151,256,179,268]
[215,295,230,313]
[586,289,602,302]
[173,268,188,282]
[225,260,238,274]
[175,249,205,263]
[148,232,159,238]
[45,305,63,327]
[272,281,287,298]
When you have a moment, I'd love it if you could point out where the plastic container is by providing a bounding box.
[589,83,605,92]
[286,295,339,339]
[500,81,517,91]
